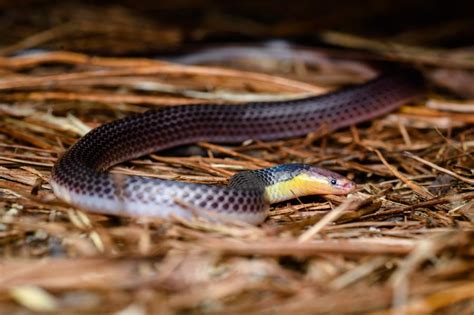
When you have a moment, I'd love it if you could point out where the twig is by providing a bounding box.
[298,198,359,242]
[404,151,474,185]
[372,149,433,199]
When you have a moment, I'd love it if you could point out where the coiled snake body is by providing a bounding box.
[51,72,422,224]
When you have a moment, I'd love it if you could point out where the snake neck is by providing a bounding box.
[228,164,311,203]
[228,171,267,192]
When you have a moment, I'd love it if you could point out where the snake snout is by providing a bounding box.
[329,177,355,195]
[342,180,356,193]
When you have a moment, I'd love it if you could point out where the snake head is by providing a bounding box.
[297,165,356,196]
[264,164,356,203]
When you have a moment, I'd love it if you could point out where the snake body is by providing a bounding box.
[51,71,422,224]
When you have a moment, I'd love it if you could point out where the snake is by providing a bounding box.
[50,71,423,224]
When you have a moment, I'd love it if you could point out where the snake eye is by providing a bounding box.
[330,178,337,186]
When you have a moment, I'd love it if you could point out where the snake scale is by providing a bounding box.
[51,71,423,224]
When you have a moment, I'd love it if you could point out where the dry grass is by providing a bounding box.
[0,46,473,315]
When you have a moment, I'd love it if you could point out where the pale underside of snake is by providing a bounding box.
[50,71,423,224]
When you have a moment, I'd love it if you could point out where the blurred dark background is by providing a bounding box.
[0,0,472,55]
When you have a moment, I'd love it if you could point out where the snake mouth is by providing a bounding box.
[343,181,356,193]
